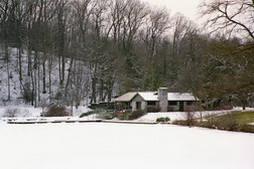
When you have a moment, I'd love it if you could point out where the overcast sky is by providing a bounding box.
[142,0,204,24]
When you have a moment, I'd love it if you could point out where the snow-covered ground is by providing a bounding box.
[135,112,184,122]
[135,107,254,123]
[0,105,98,124]
[0,105,91,117]
[0,123,253,169]
[1,106,254,124]
[0,106,254,168]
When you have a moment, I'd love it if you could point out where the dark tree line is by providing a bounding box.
[0,0,253,110]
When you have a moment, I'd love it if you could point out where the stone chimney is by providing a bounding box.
[158,87,168,112]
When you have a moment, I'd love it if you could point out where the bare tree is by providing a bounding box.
[120,0,149,92]
[0,0,13,100]
[199,0,254,41]
[139,7,171,90]
[199,0,254,109]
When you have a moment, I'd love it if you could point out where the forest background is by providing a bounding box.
[0,0,253,110]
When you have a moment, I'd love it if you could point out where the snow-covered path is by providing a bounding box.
[0,123,253,169]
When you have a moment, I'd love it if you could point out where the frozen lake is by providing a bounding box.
[0,123,253,169]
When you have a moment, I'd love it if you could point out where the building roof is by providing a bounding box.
[138,92,158,101]
[114,92,137,102]
[167,93,197,101]
[115,92,197,102]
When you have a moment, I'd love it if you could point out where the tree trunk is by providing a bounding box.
[48,54,52,98]
[34,51,38,108]
[5,44,11,101]
[99,80,104,102]
[37,53,41,102]
[42,60,46,94]
[242,100,247,110]
[90,77,97,104]
[58,56,62,85]
[65,58,74,98]
[42,53,47,94]
[27,48,34,106]
[17,47,23,92]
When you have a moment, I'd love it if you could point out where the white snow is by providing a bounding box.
[167,92,196,101]
[0,105,95,123]
[0,106,254,169]
[0,105,91,117]
[0,105,42,117]
[0,123,253,169]
[138,92,159,101]
[135,112,185,122]
[1,106,253,124]
[115,91,196,101]
[135,107,254,123]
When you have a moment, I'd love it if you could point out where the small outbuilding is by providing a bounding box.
[114,87,197,112]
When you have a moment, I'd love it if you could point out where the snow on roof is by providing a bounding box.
[115,92,197,102]
[167,93,196,101]
[138,92,158,101]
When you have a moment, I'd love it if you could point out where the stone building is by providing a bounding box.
[115,87,197,112]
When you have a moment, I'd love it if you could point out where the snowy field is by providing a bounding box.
[0,123,254,169]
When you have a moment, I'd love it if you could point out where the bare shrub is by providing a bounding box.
[147,106,160,112]
[182,106,198,127]
[44,105,69,117]
[184,111,196,127]
[128,110,146,120]
[214,101,233,110]
[204,113,239,131]
[217,113,239,131]
[239,124,254,133]
[204,113,218,129]
[3,108,21,117]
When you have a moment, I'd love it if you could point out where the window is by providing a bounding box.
[187,101,193,106]
[168,101,177,106]
[147,101,157,106]
[136,102,141,110]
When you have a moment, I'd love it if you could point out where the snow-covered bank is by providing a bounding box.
[1,106,254,124]
[0,123,253,169]
[135,112,184,122]
[0,105,91,117]
[0,105,95,124]
[135,107,254,123]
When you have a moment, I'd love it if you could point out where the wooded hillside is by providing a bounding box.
[0,0,253,109]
